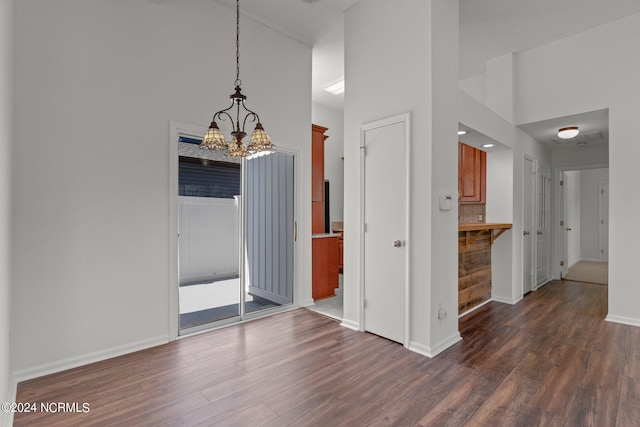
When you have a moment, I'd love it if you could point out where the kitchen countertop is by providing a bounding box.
[458,223,512,231]
[312,233,341,239]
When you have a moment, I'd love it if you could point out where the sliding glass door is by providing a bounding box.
[177,135,295,333]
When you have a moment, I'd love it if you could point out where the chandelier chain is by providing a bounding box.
[235,0,241,87]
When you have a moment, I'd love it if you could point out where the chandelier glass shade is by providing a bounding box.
[200,0,274,157]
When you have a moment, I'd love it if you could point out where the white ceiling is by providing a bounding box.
[518,109,609,150]
[217,0,638,144]
[220,0,640,109]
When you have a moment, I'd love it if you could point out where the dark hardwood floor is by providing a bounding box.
[14,280,640,426]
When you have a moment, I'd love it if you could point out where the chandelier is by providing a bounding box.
[200,0,274,157]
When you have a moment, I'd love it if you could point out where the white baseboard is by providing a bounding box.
[492,295,523,305]
[301,298,315,307]
[536,279,552,289]
[580,258,601,263]
[1,375,17,427]
[605,314,640,328]
[340,319,360,331]
[408,332,462,358]
[459,299,492,318]
[13,335,169,383]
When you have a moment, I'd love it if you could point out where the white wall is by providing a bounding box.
[344,0,460,356]
[580,168,608,261]
[0,0,14,422]
[12,0,311,378]
[565,171,581,268]
[459,73,486,105]
[312,102,344,223]
[515,14,638,324]
[458,90,551,304]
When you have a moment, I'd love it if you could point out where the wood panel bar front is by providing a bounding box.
[458,223,512,315]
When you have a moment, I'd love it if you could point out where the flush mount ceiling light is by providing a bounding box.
[324,80,345,95]
[201,0,274,157]
[557,126,579,140]
[458,130,468,135]
[482,143,495,148]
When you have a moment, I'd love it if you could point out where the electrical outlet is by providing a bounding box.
[478,214,483,222]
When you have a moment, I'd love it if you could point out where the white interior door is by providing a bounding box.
[536,165,551,285]
[361,115,409,344]
[523,158,535,294]
[559,172,569,278]
[599,183,609,262]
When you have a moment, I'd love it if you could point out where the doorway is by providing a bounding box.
[360,113,410,345]
[536,164,551,286]
[523,157,535,294]
[556,167,609,281]
[170,122,297,336]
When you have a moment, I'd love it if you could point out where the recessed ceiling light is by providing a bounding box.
[557,126,579,139]
[324,80,344,95]
[458,130,467,135]
[482,143,495,148]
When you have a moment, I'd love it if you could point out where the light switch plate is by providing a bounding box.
[439,194,453,211]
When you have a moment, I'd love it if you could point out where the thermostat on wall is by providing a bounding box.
[439,194,453,211]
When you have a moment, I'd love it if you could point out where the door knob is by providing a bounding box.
[566,228,572,231]
[393,240,402,247]
[523,231,530,236]
[537,231,543,235]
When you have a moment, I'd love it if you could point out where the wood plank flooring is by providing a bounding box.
[14,280,640,426]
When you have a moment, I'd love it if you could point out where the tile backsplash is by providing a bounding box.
[459,203,486,224]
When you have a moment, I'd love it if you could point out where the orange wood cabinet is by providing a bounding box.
[458,142,486,204]
[312,236,340,300]
[312,125,329,233]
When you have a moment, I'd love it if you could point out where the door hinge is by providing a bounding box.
[363,298,367,309]
[560,261,565,267]
[560,180,564,186]
[560,220,564,226]
[363,223,368,232]
[360,145,367,156]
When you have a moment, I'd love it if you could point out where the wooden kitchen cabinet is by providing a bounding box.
[312,236,340,300]
[312,124,329,233]
[458,142,486,204]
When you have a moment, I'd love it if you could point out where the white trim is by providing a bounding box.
[605,314,640,328]
[340,319,361,331]
[301,298,315,307]
[492,295,523,305]
[580,258,601,263]
[458,298,492,318]
[169,120,207,341]
[359,113,411,345]
[1,376,17,427]
[536,279,552,289]
[523,155,536,295]
[169,124,303,336]
[12,335,169,383]
[409,333,462,358]
[552,163,608,280]
[535,163,552,287]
